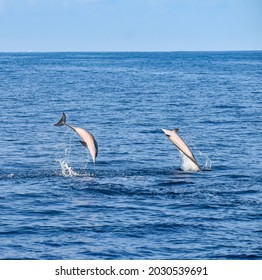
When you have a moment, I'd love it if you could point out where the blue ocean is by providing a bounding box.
[0,52,261,260]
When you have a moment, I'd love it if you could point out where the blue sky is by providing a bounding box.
[0,0,261,51]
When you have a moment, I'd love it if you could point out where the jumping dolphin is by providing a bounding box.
[54,113,98,164]
[162,128,201,171]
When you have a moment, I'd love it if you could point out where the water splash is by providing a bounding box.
[179,152,212,172]
[199,152,212,171]
[55,143,79,177]
[58,159,79,177]
[179,152,200,172]
[55,137,92,176]
[178,130,212,172]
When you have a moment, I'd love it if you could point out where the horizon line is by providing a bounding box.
[0,49,261,53]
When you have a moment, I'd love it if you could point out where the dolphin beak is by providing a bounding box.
[161,128,170,136]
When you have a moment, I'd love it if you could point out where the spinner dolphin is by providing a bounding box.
[162,128,201,172]
[54,113,98,164]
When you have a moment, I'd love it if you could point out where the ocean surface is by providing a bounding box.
[0,51,261,260]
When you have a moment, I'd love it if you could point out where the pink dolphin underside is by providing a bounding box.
[54,113,98,164]
[70,126,98,164]
[162,128,201,171]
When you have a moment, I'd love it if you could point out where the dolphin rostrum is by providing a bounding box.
[54,113,98,164]
[162,128,201,171]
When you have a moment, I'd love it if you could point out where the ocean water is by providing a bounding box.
[0,51,261,260]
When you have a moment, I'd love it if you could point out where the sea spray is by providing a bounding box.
[59,159,79,177]
[179,152,200,172]
[55,139,91,176]
[200,152,212,171]
[179,152,212,172]
[55,142,79,176]
[179,130,212,171]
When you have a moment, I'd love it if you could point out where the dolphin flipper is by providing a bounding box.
[54,112,66,126]
[80,140,87,147]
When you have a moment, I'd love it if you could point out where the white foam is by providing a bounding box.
[179,151,200,172]
[59,159,79,177]
[179,151,212,172]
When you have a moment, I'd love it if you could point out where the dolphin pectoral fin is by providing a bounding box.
[54,112,66,126]
[80,141,87,148]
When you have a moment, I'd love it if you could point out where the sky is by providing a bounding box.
[0,0,261,51]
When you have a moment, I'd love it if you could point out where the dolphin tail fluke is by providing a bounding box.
[54,112,66,126]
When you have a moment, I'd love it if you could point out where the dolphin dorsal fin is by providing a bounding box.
[173,128,179,133]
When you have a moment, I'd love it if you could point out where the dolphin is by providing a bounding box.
[54,113,98,164]
[162,128,201,171]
